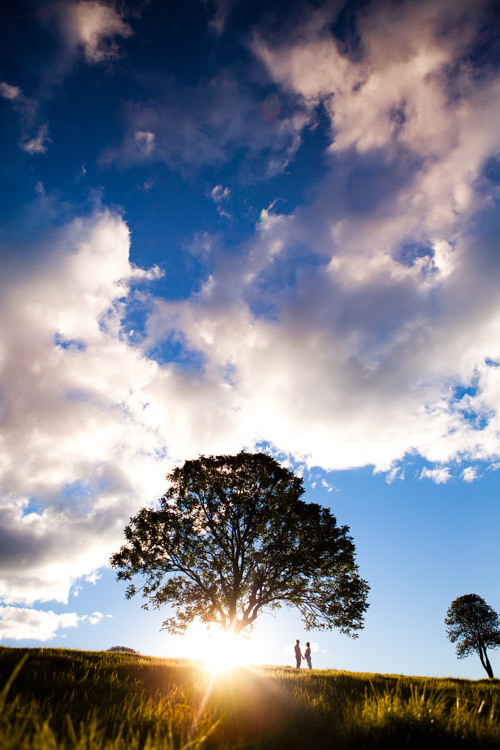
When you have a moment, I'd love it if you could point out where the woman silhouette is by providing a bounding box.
[304,642,312,669]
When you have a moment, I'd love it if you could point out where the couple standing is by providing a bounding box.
[294,639,312,669]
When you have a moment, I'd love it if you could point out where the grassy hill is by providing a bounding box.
[0,646,499,748]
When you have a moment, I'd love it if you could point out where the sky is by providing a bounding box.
[0,0,499,680]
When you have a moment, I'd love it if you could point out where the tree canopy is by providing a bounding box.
[110,452,369,637]
[445,593,500,679]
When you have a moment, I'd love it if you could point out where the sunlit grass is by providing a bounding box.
[0,646,499,748]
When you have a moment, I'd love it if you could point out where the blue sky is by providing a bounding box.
[1,0,499,679]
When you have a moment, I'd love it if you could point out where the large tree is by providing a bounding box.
[445,594,500,678]
[110,452,369,637]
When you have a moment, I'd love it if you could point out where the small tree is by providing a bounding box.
[110,452,369,637]
[445,594,500,678]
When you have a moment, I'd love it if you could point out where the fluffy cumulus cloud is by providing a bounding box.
[462,466,478,483]
[254,0,500,230]
[420,467,452,485]
[0,207,155,604]
[0,202,255,610]
[144,0,500,471]
[0,606,111,641]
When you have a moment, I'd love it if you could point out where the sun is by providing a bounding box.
[177,624,261,673]
[204,631,247,674]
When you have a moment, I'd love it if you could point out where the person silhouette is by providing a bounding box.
[304,641,312,669]
[294,639,303,668]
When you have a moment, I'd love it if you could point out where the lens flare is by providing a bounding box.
[204,631,253,674]
[176,623,261,673]
[262,92,280,122]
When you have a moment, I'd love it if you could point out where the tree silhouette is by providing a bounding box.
[110,452,369,637]
[445,594,500,678]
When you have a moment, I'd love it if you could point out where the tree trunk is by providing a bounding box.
[479,646,494,679]
[483,649,494,679]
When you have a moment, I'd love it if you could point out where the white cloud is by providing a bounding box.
[0,606,112,641]
[136,3,500,477]
[0,81,43,153]
[420,467,452,484]
[0,207,160,603]
[321,479,336,493]
[85,572,102,585]
[211,185,231,202]
[462,466,478,483]
[386,466,405,484]
[210,184,231,217]
[0,202,251,605]
[84,611,113,625]
[58,1,133,63]
[0,81,21,100]
[146,193,500,471]
[21,123,51,154]
[0,606,77,641]
[133,0,500,475]
[135,130,155,155]
[254,0,498,234]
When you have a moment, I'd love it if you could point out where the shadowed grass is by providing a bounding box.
[0,647,499,748]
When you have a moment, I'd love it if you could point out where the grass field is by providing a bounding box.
[0,646,499,749]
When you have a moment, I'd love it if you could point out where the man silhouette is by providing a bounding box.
[294,639,302,668]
